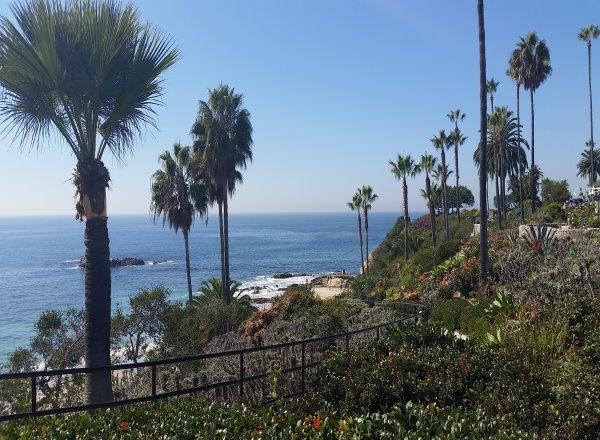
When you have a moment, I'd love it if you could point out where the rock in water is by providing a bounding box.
[79,257,145,268]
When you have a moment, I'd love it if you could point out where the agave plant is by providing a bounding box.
[484,290,514,320]
[523,224,556,254]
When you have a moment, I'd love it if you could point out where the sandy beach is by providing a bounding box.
[312,274,353,299]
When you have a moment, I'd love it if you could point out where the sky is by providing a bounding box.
[0,0,599,215]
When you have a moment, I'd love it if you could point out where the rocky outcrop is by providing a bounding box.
[272,272,310,279]
[79,257,145,268]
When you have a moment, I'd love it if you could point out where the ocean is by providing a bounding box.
[0,212,405,363]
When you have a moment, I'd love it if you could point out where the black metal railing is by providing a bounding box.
[0,301,426,422]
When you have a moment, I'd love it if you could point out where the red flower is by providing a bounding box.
[312,417,321,430]
[532,244,542,252]
[118,422,129,431]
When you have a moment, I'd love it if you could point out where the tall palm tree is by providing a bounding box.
[389,155,418,261]
[419,153,438,246]
[0,0,178,405]
[191,85,253,305]
[579,24,600,185]
[520,32,552,213]
[151,144,208,303]
[358,185,378,274]
[431,130,450,240]
[577,143,600,182]
[347,193,365,274]
[447,109,467,224]
[478,0,489,287]
[486,78,500,112]
[507,45,527,222]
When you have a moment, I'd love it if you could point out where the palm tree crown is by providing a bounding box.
[578,24,600,45]
[520,32,552,92]
[486,79,499,110]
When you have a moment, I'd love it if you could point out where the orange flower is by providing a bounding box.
[118,422,129,431]
[311,416,321,430]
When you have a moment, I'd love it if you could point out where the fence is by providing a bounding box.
[0,301,426,422]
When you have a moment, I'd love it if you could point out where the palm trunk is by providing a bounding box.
[588,41,595,185]
[364,208,370,275]
[455,144,460,224]
[426,176,437,246]
[441,150,449,241]
[517,83,525,222]
[84,217,114,405]
[218,201,226,302]
[500,144,506,218]
[223,192,231,304]
[183,229,192,303]
[478,0,489,288]
[495,171,501,229]
[403,177,409,261]
[490,94,494,113]
[357,213,364,274]
[530,89,536,213]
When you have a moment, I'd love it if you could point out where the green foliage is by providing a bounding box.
[540,201,566,222]
[430,299,470,331]
[541,178,570,204]
[0,397,540,439]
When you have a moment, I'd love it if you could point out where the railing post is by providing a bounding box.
[239,352,244,399]
[301,341,306,394]
[345,333,350,352]
[31,375,37,417]
[414,304,418,325]
[376,326,380,340]
[151,365,157,397]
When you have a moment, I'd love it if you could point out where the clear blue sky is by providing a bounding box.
[0,0,598,215]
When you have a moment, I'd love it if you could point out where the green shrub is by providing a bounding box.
[430,299,470,331]
[458,300,491,342]
[540,201,566,222]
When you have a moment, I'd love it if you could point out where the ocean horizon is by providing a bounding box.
[0,211,421,363]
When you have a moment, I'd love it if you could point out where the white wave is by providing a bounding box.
[146,260,175,266]
[239,274,315,299]
[64,259,81,263]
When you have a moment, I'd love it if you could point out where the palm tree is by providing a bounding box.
[507,44,527,222]
[520,32,552,213]
[389,155,418,261]
[579,25,600,185]
[486,78,500,111]
[419,153,438,246]
[474,107,529,227]
[151,144,208,303]
[430,130,450,240]
[358,185,378,274]
[191,85,253,305]
[447,109,467,224]
[477,0,489,287]
[0,0,178,405]
[577,143,600,183]
[347,193,365,274]
[193,277,245,305]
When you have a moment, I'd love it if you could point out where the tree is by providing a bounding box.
[151,144,208,303]
[577,144,600,183]
[474,107,528,226]
[443,185,475,211]
[431,130,451,240]
[419,153,438,246]
[191,85,253,305]
[112,286,170,364]
[389,155,418,261]
[193,277,243,305]
[0,0,178,405]
[358,185,378,273]
[541,178,570,204]
[486,78,499,112]
[507,42,528,222]
[447,109,467,225]
[347,193,365,274]
[578,24,600,185]
[478,0,489,288]
[520,32,552,213]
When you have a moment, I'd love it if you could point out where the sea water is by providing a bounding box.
[0,212,407,362]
